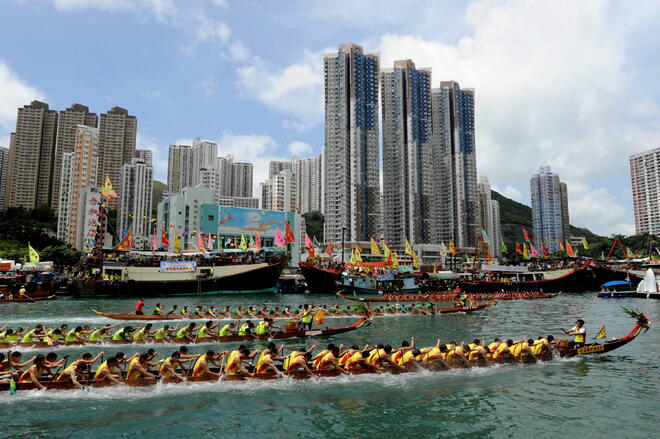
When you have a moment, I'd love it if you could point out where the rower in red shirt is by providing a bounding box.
[135,298,147,315]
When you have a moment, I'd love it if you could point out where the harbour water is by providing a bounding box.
[1,293,658,438]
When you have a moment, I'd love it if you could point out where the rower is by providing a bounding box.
[18,355,52,390]
[255,318,277,337]
[237,321,255,337]
[316,346,349,374]
[175,323,197,342]
[255,342,285,376]
[445,343,469,367]
[488,338,502,353]
[21,324,46,343]
[531,335,555,356]
[312,344,336,369]
[65,326,87,343]
[282,348,317,377]
[45,352,65,369]
[218,321,239,337]
[93,357,124,385]
[390,338,415,365]
[225,348,255,377]
[299,305,313,331]
[192,350,225,379]
[166,305,178,315]
[493,339,514,362]
[89,325,116,342]
[563,319,586,348]
[152,303,163,315]
[132,324,154,342]
[126,353,156,381]
[180,306,190,316]
[467,342,490,364]
[55,362,87,389]
[368,345,400,369]
[112,326,134,342]
[154,325,178,341]
[510,339,536,361]
[197,321,219,339]
[160,351,185,382]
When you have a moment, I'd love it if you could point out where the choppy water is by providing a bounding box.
[1,293,658,439]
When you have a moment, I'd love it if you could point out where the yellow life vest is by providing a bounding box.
[112,329,125,341]
[255,321,269,335]
[155,328,167,340]
[89,329,104,342]
[367,349,387,366]
[19,365,44,383]
[488,342,499,352]
[160,359,179,379]
[133,328,146,341]
[345,352,363,369]
[283,351,301,372]
[318,352,335,370]
[397,351,415,366]
[93,361,119,381]
[22,328,39,343]
[192,355,208,377]
[238,324,250,336]
[339,351,353,367]
[575,330,585,343]
[313,350,329,369]
[468,343,478,350]
[126,357,143,380]
[176,328,188,339]
[255,352,272,374]
[197,326,210,338]
[219,325,232,336]
[301,310,313,324]
[424,347,442,363]
[56,362,79,382]
[225,351,240,375]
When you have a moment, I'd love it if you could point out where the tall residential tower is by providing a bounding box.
[630,147,660,235]
[530,166,565,248]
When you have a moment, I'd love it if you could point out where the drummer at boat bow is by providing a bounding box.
[563,319,586,347]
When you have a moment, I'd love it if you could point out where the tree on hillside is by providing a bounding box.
[303,211,324,242]
[0,206,60,249]
[41,244,81,268]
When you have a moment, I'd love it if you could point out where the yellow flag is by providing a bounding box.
[405,239,413,256]
[370,238,381,256]
[349,248,356,265]
[392,252,399,268]
[28,243,39,264]
[382,241,391,259]
[559,240,565,252]
[100,176,119,200]
[412,252,419,269]
[354,246,363,263]
[582,238,590,250]
[239,233,248,251]
[449,240,456,256]
[523,243,530,259]
[174,233,181,253]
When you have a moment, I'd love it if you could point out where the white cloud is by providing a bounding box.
[235,50,327,131]
[492,185,524,204]
[52,0,177,23]
[566,182,634,237]
[196,77,216,96]
[288,141,313,157]
[228,40,250,61]
[0,60,45,133]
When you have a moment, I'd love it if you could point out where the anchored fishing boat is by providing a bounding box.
[341,271,419,295]
[2,311,649,392]
[298,261,342,294]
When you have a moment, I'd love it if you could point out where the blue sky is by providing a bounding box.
[1,0,660,236]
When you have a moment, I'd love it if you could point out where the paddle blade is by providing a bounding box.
[9,378,16,395]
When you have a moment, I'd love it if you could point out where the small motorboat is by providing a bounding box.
[597,281,635,298]
[276,275,308,294]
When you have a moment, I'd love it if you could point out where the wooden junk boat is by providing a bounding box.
[298,261,343,294]
[0,317,371,350]
[2,311,650,392]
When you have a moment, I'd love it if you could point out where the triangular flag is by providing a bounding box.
[382,240,391,259]
[101,176,119,200]
[370,237,381,256]
[249,235,256,248]
[27,243,40,264]
[500,239,508,253]
[349,248,356,265]
[439,242,447,258]
[559,241,565,252]
[566,241,576,257]
[174,232,182,253]
[275,229,287,247]
[523,243,530,259]
[481,229,489,244]
[542,243,549,258]
[285,221,295,243]
[305,234,315,257]
[515,242,523,255]
[582,238,590,250]
[392,252,399,268]
[405,239,414,256]
[412,252,419,269]
[326,241,333,258]
[529,243,540,258]
[239,233,248,251]
[151,232,157,251]
[354,246,363,263]
[626,247,635,258]
[198,233,206,252]
[593,326,606,340]
[255,232,262,248]
[449,240,456,256]
[522,229,531,242]
[161,229,170,248]
[114,227,133,250]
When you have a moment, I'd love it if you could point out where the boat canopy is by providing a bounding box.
[602,280,632,287]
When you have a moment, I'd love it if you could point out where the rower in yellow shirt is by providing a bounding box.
[316,346,349,374]
[255,342,285,376]
[126,353,156,381]
[160,351,186,382]
[192,350,226,379]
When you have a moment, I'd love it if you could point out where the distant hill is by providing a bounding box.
[152,180,167,217]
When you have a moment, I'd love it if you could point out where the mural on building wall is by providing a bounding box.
[217,207,287,235]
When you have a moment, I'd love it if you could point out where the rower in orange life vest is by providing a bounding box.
[93,357,124,385]
[316,345,349,374]
[55,352,104,388]
[255,342,285,376]
[18,355,53,390]
[367,344,401,370]
[126,353,156,381]
[160,351,186,382]
[282,345,317,377]
[192,350,226,379]
[563,319,586,348]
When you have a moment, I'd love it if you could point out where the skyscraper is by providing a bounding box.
[381,59,433,246]
[119,158,153,248]
[323,43,380,242]
[52,104,97,211]
[191,138,217,186]
[97,107,136,200]
[58,125,99,248]
[136,149,153,166]
[6,101,58,208]
[232,162,253,198]
[431,81,478,248]
[0,146,8,209]
[559,182,570,240]
[167,144,193,193]
[491,199,502,257]
[477,176,497,257]
[292,154,323,214]
[630,147,660,235]
[530,166,564,248]
[261,169,294,212]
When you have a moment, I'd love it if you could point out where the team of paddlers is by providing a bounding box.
[376,290,551,302]
[0,334,566,390]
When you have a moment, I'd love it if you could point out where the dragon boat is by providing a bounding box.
[0,317,371,350]
[336,292,497,313]
[337,291,554,303]
[0,295,56,303]
[2,311,649,392]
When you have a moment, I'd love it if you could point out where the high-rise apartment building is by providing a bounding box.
[531,166,565,247]
[52,104,97,211]
[57,125,100,248]
[6,101,58,208]
[477,176,500,257]
[630,147,660,235]
[167,144,193,193]
[269,161,291,177]
[323,43,381,242]
[232,162,253,198]
[0,146,8,209]
[118,158,153,248]
[191,138,218,186]
[261,169,295,212]
[431,81,478,248]
[381,60,433,246]
[56,152,75,241]
[559,182,570,240]
[491,200,502,257]
[97,107,136,201]
[136,149,153,166]
[292,154,323,214]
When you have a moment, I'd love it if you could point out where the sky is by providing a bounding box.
[1,0,660,237]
